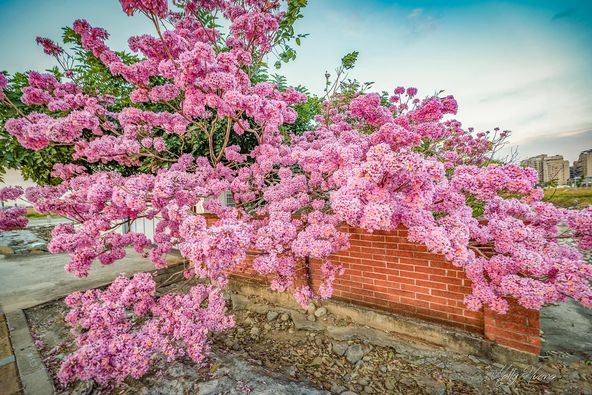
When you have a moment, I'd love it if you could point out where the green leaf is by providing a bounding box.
[341,51,359,70]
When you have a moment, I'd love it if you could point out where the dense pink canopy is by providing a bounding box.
[1,0,590,385]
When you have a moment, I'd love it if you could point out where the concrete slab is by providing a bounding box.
[541,299,592,358]
[0,249,182,313]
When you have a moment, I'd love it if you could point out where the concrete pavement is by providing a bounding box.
[0,249,183,313]
[541,299,592,359]
[0,249,184,394]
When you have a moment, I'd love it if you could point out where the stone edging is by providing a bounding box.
[6,310,54,395]
[229,279,539,367]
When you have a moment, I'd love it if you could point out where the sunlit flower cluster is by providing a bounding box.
[0,0,590,386]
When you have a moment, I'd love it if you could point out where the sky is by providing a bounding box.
[0,0,591,162]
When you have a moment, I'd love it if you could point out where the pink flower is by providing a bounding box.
[35,37,64,56]
[1,1,590,387]
[0,74,8,100]
[119,0,168,18]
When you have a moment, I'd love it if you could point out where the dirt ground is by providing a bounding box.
[24,279,592,395]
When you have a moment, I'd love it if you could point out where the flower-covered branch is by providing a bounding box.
[0,0,590,386]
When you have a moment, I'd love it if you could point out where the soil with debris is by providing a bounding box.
[25,279,592,395]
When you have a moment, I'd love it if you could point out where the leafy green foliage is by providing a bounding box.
[1,3,320,185]
[273,0,309,69]
[340,51,359,70]
[0,71,74,185]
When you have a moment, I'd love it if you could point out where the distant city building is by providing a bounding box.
[574,149,592,178]
[521,154,570,185]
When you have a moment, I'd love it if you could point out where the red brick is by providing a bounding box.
[485,327,527,343]
[361,271,387,280]
[394,290,416,299]
[413,252,442,261]
[428,260,454,269]
[373,291,399,303]
[338,256,362,265]
[374,279,400,289]
[401,284,431,295]
[415,266,447,276]
[387,275,415,285]
[430,275,463,286]
[392,250,415,258]
[349,251,370,259]
[447,284,472,294]
[385,236,406,243]
[398,243,428,252]
[497,321,540,336]
[416,293,448,305]
[372,266,399,276]
[415,280,447,290]
[399,257,422,266]
[363,259,388,268]
[462,310,484,320]
[371,254,389,261]
[400,297,429,308]
[431,289,465,300]
[359,234,386,242]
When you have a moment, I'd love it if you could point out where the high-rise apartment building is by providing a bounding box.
[520,154,570,185]
[574,149,592,178]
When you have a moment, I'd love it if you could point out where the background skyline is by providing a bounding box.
[1,0,591,162]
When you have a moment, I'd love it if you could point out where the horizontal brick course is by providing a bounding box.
[484,301,541,355]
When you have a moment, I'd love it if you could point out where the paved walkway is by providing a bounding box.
[25,217,72,227]
[0,249,184,394]
[0,250,182,313]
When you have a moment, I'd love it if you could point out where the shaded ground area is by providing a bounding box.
[26,279,592,395]
[541,300,592,361]
[0,314,20,395]
[0,249,177,313]
[539,239,592,364]
[3,224,592,394]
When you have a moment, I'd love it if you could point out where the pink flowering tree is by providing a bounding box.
[1,0,591,386]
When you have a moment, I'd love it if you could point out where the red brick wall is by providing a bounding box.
[309,226,484,334]
[484,301,541,355]
[204,215,540,355]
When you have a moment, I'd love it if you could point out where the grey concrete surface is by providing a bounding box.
[0,249,182,313]
[25,217,72,228]
[541,299,592,359]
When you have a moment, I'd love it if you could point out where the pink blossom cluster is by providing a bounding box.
[59,272,232,385]
[0,186,24,201]
[0,187,27,231]
[0,74,7,100]
[0,207,28,231]
[35,36,64,56]
[568,206,592,250]
[119,0,168,17]
[1,0,591,387]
